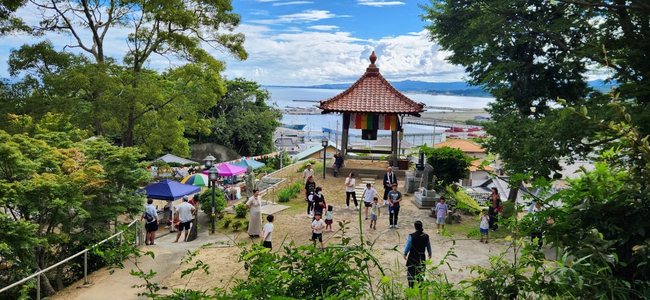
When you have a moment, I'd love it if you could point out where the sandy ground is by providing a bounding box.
[51,162,525,299]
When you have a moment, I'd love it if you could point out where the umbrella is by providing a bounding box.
[137,179,200,201]
[181,174,210,187]
[232,158,265,170]
[202,163,247,177]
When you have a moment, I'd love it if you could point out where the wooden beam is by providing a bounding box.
[346,149,392,154]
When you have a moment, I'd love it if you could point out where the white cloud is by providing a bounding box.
[272,1,313,6]
[250,10,347,25]
[214,25,465,86]
[358,0,405,7]
[307,25,339,31]
[249,9,269,16]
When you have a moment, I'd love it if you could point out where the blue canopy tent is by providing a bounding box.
[232,158,265,170]
[137,179,201,232]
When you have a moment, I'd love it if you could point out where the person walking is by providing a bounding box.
[173,196,196,243]
[383,167,397,206]
[362,183,378,220]
[303,163,314,184]
[311,212,326,248]
[344,173,358,210]
[305,175,316,217]
[370,197,380,230]
[403,220,432,288]
[388,183,403,229]
[310,187,326,219]
[488,187,501,230]
[246,189,263,238]
[141,198,159,245]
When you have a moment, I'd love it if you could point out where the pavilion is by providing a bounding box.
[317,51,425,168]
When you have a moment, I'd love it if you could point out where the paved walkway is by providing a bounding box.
[51,213,233,300]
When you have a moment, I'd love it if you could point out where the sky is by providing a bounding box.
[0,0,467,86]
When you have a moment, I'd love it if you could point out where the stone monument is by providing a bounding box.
[412,163,439,209]
[245,166,256,199]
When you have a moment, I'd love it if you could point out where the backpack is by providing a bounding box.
[145,211,155,223]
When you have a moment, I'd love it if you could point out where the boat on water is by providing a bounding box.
[280,124,306,130]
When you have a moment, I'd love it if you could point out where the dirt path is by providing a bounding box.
[51,164,530,298]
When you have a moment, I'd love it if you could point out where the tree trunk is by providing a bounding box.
[122,110,136,147]
[507,179,523,202]
[35,249,57,296]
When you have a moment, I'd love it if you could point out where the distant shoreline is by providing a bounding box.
[264,85,493,98]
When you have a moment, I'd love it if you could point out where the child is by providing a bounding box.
[435,196,448,234]
[311,212,326,248]
[370,197,380,230]
[479,209,490,243]
[325,205,334,232]
[262,214,275,249]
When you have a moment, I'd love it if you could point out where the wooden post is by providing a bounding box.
[341,127,349,164]
[391,129,398,167]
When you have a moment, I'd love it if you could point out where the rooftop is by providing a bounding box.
[317,52,425,116]
[434,139,485,153]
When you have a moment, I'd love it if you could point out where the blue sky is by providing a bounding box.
[0,0,468,85]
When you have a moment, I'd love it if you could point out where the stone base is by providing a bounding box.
[412,189,439,209]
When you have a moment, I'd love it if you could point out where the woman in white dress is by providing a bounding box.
[246,189,263,238]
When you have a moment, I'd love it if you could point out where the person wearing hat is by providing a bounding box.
[173,195,196,243]
[303,163,314,184]
[403,220,432,288]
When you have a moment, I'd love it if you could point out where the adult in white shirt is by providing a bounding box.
[362,183,378,220]
[303,163,314,184]
[345,173,359,210]
[173,196,196,243]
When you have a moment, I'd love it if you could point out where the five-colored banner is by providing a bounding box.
[343,113,400,131]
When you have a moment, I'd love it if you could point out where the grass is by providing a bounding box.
[443,214,514,240]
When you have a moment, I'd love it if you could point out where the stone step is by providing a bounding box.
[359,174,377,180]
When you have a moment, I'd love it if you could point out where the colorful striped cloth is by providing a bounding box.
[343,113,400,131]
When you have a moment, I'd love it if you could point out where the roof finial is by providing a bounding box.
[369,51,377,64]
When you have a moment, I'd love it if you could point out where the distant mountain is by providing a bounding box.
[265,79,617,98]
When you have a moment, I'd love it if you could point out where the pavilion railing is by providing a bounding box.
[0,218,144,300]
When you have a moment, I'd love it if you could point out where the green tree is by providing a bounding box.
[422,0,650,181]
[191,78,281,156]
[0,120,150,297]
[420,145,474,188]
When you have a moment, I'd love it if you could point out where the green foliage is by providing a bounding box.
[222,216,233,229]
[199,188,227,217]
[463,119,489,126]
[276,181,303,203]
[195,79,282,156]
[500,200,516,220]
[296,160,318,173]
[0,131,150,297]
[234,203,248,218]
[231,220,243,231]
[258,151,292,173]
[445,186,481,214]
[420,145,474,187]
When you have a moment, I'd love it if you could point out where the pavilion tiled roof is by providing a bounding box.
[318,52,426,116]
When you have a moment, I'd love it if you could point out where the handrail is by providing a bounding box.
[0,219,142,297]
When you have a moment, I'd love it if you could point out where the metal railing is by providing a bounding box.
[0,219,144,300]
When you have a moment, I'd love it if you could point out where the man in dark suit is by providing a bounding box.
[383,166,397,206]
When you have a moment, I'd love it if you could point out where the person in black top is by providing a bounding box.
[488,187,501,230]
[311,186,326,220]
[382,167,397,206]
[305,175,316,216]
[403,220,432,288]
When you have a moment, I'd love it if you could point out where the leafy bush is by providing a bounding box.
[501,200,516,220]
[446,186,481,214]
[200,188,227,217]
[297,160,318,172]
[276,188,293,203]
[243,220,250,230]
[223,215,233,228]
[277,181,303,203]
[231,220,243,231]
[234,203,248,218]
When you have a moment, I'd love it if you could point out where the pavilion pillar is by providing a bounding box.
[391,129,398,168]
[341,127,349,165]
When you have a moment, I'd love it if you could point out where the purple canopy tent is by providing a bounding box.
[202,163,247,176]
